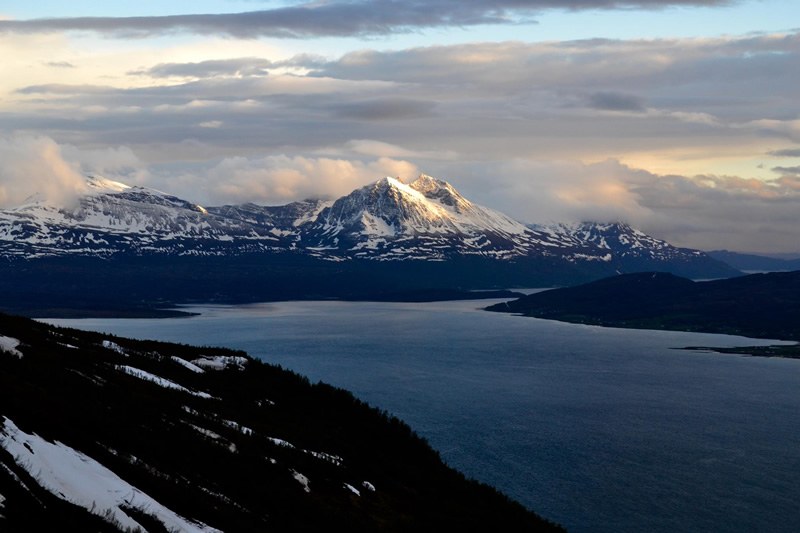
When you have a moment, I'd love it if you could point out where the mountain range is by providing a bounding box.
[0,174,738,314]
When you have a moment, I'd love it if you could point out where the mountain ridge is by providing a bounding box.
[0,173,739,314]
[0,173,734,269]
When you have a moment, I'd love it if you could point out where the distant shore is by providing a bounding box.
[6,288,524,319]
[13,307,200,319]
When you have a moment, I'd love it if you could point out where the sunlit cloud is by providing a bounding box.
[0,135,86,207]
[173,154,420,205]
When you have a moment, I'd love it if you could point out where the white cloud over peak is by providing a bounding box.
[0,135,86,207]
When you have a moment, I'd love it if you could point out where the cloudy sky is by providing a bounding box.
[1,0,799,253]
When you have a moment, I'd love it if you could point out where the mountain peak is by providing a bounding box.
[371,176,426,200]
[85,175,131,194]
[408,174,442,191]
[408,174,453,194]
[407,174,471,212]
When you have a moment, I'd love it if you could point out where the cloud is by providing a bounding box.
[59,144,147,180]
[626,171,800,253]
[176,155,420,205]
[438,159,652,226]
[419,157,800,254]
[129,58,274,79]
[5,31,798,167]
[343,139,458,160]
[768,148,800,157]
[331,98,436,120]
[17,83,113,95]
[44,60,75,68]
[0,135,86,207]
[772,165,800,175]
[0,1,737,39]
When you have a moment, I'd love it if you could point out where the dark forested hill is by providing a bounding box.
[0,312,562,532]
[487,271,800,342]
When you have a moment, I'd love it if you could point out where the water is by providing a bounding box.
[47,300,800,532]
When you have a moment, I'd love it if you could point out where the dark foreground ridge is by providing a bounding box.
[0,312,563,532]
[487,270,800,348]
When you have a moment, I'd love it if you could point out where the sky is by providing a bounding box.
[0,0,799,254]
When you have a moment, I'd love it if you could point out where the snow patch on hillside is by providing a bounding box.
[291,470,311,493]
[172,356,206,374]
[115,365,213,399]
[0,336,22,358]
[102,340,127,356]
[191,355,248,371]
[0,417,219,532]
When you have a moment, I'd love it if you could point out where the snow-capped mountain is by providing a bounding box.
[538,221,710,266]
[306,175,583,260]
[0,173,736,281]
[0,177,293,258]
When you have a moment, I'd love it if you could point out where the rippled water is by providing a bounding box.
[48,300,800,532]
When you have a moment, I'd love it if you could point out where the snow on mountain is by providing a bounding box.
[0,176,288,258]
[307,175,586,260]
[544,221,705,263]
[0,173,728,274]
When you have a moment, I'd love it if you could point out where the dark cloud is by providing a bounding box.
[768,148,800,157]
[772,165,800,175]
[129,58,274,78]
[16,84,113,95]
[586,92,646,111]
[0,0,737,38]
[44,61,76,68]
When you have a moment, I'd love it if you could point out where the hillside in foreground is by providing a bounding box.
[0,312,562,532]
[487,270,800,344]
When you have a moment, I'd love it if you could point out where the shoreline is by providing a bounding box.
[9,289,525,319]
[684,343,800,359]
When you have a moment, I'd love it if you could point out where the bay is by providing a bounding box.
[47,299,800,533]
